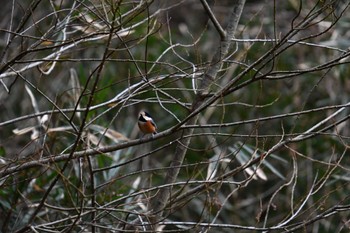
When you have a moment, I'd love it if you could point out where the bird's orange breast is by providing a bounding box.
[138,121,156,134]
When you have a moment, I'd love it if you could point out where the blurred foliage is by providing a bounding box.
[0,0,350,232]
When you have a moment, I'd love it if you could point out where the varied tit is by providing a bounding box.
[138,111,157,136]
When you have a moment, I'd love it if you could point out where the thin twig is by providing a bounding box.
[199,0,226,39]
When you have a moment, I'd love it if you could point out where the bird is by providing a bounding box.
[138,111,157,136]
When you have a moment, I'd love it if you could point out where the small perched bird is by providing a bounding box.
[138,111,157,136]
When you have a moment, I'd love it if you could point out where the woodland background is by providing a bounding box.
[1,0,350,232]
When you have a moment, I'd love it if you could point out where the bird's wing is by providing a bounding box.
[150,119,157,129]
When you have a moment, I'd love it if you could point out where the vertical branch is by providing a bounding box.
[14,5,118,232]
[149,0,246,226]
